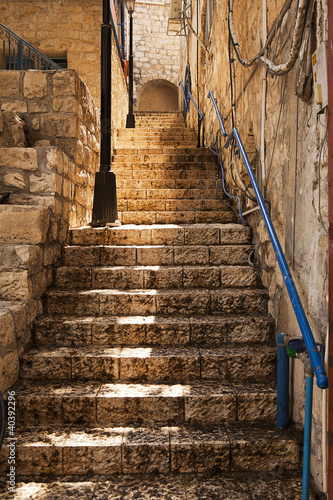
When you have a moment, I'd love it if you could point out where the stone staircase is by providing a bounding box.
[0,112,313,498]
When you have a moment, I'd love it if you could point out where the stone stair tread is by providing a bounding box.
[21,344,275,383]
[34,313,273,347]
[0,423,300,477]
[16,380,276,427]
[1,423,300,477]
[62,243,254,267]
[0,472,317,500]
[54,264,257,291]
[69,223,252,247]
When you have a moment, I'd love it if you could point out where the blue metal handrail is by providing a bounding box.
[179,81,188,116]
[224,127,328,390]
[0,23,62,70]
[208,91,227,137]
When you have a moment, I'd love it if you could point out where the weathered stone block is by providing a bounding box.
[0,205,50,244]
[53,70,77,97]
[0,351,19,392]
[24,71,48,98]
[0,147,38,171]
[3,172,26,189]
[0,71,20,98]
[0,270,31,300]
[0,308,15,347]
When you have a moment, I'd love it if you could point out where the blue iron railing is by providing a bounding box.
[179,83,328,390]
[179,82,204,147]
[224,125,328,390]
[0,23,62,70]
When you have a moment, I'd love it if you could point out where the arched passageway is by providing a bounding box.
[137,79,179,112]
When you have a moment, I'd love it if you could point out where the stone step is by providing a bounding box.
[116,178,219,189]
[118,200,226,213]
[16,380,277,426]
[21,345,275,382]
[112,161,218,172]
[0,472,317,499]
[34,314,273,347]
[118,210,236,225]
[54,265,257,291]
[62,243,254,267]
[116,140,198,148]
[117,129,195,137]
[115,143,198,151]
[69,223,252,247]
[113,168,219,180]
[0,424,299,477]
[112,151,215,163]
[117,189,218,201]
[44,288,268,317]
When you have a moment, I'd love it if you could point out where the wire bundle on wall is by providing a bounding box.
[228,0,310,75]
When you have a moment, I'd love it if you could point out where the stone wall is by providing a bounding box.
[132,0,180,107]
[0,0,129,122]
[180,0,328,492]
[0,69,104,394]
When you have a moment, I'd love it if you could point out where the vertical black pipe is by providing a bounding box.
[126,11,135,128]
[91,0,118,226]
[100,14,112,171]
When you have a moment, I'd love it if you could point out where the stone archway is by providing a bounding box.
[137,79,179,112]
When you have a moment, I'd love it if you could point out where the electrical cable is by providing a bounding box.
[266,75,288,183]
[318,109,328,234]
[228,0,310,76]
[208,138,246,225]
[228,0,294,67]
[228,33,236,128]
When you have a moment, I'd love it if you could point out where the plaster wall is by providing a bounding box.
[180,0,328,492]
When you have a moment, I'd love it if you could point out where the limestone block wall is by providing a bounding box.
[0,70,100,226]
[180,0,328,492]
[1,0,129,123]
[132,0,180,106]
[0,68,114,394]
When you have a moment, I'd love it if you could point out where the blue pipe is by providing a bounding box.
[277,333,289,429]
[302,362,313,500]
[208,91,228,137]
[226,128,328,390]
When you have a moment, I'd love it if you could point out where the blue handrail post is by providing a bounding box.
[227,127,328,390]
[302,359,314,500]
[277,333,289,429]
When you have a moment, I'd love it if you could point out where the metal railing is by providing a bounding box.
[179,82,204,147]
[179,83,328,389]
[225,127,328,389]
[0,23,62,70]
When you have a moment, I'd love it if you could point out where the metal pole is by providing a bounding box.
[126,11,135,128]
[277,333,289,429]
[302,360,314,500]
[91,0,118,227]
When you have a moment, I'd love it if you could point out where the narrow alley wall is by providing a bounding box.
[180,0,328,492]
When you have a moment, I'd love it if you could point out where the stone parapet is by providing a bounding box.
[0,70,100,173]
[0,70,104,392]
